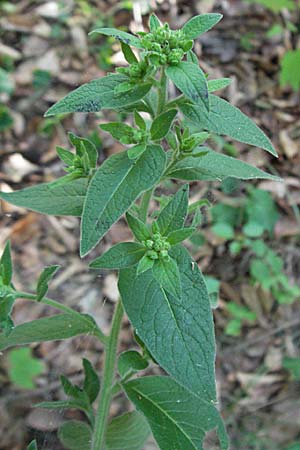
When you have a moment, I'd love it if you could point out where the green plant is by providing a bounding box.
[7,347,45,389]
[0,13,280,450]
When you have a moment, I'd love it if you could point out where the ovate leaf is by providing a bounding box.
[183,13,223,39]
[166,62,209,111]
[119,245,217,401]
[105,411,150,450]
[152,257,182,298]
[36,265,60,302]
[118,350,148,378]
[80,145,166,256]
[0,177,88,216]
[168,148,281,181]
[280,50,300,92]
[150,109,177,140]
[126,212,151,242]
[149,14,162,32]
[128,143,147,160]
[156,184,189,235]
[89,28,143,48]
[58,420,92,450]
[69,132,98,168]
[0,241,13,285]
[45,74,151,116]
[167,227,196,245]
[124,376,229,450]
[121,42,138,64]
[7,347,45,389]
[181,95,277,156]
[90,242,145,269]
[83,358,100,403]
[208,78,232,92]
[0,314,97,351]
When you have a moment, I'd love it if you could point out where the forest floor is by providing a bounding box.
[0,1,300,449]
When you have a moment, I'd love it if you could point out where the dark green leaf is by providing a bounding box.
[58,420,92,450]
[105,411,150,450]
[60,375,86,401]
[80,145,166,256]
[0,313,97,351]
[121,42,138,64]
[156,184,189,235]
[124,376,229,450]
[118,350,148,378]
[89,28,143,48]
[166,62,209,111]
[150,109,177,140]
[168,148,281,181]
[36,265,60,302]
[167,227,195,245]
[153,257,182,298]
[149,14,162,32]
[119,246,217,401]
[83,358,100,403]
[134,110,146,130]
[69,132,98,168]
[126,212,151,242]
[45,74,151,116]
[0,177,88,216]
[90,242,146,269]
[180,95,277,156]
[208,78,232,92]
[0,241,13,285]
[35,399,85,411]
[128,143,147,159]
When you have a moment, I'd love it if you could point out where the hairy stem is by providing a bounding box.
[91,299,124,450]
[157,67,167,114]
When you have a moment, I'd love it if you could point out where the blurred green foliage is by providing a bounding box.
[7,347,45,389]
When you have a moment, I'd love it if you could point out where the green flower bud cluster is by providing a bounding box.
[143,233,171,261]
[118,60,148,82]
[65,154,89,177]
[141,23,193,66]
[119,128,148,145]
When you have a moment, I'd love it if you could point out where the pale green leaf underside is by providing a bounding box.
[119,245,217,401]
[168,148,281,181]
[181,95,277,156]
[80,146,166,256]
[0,178,88,216]
[0,314,96,351]
[105,411,150,450]
[124,376,229,450]
[45,74,151,116]
[166,62,209,111]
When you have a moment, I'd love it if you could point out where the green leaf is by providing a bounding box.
[69,132,98,168]
[90,242,146,269]
[0,241,13,285]
[153,256,182,298]
[121,42,138,64]
[208,78,232,92]
[247,0,295,13]
[124,376,229,450]
[167,227,196,245]
[166,62,209,111]
[118,350,148,378]
[186,50,199,65]
[226,302,257,321]
[280,49,300,91]
[0,313,97,351]
[242,221,264,237]
[27,441,38,450]
[212,223,234,240]
[149,14,162,32]
[128,143,147,159]
[126,212,151,242]
[61,375,86,402]
[58,420,92,450]
[0,105,13,131]
[180,95,277,156]
[245,188,279,233]
[134,110,146,130]
[136,254,154,275]
[156,184,189,235]
[89,28,143,48]
[119,245,217,401]
[168,148,281,181]
[100,122,135,142]
[282,357,300,380]
[45,74,151,116]
[150,109,177,140]
[35,399,85,411]
[8,347,45,389]
[0,177,88,216]
[182,13,223,39]
[83,358,100,403]
[105,411,150,450]
[56,146,75,166]
[36,265,60,302]
[80,145,166,256]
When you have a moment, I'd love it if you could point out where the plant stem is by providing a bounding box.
[139,187,154,223]
[91,299,124,450]
[17,291,107,344]
[157,67,167,114]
